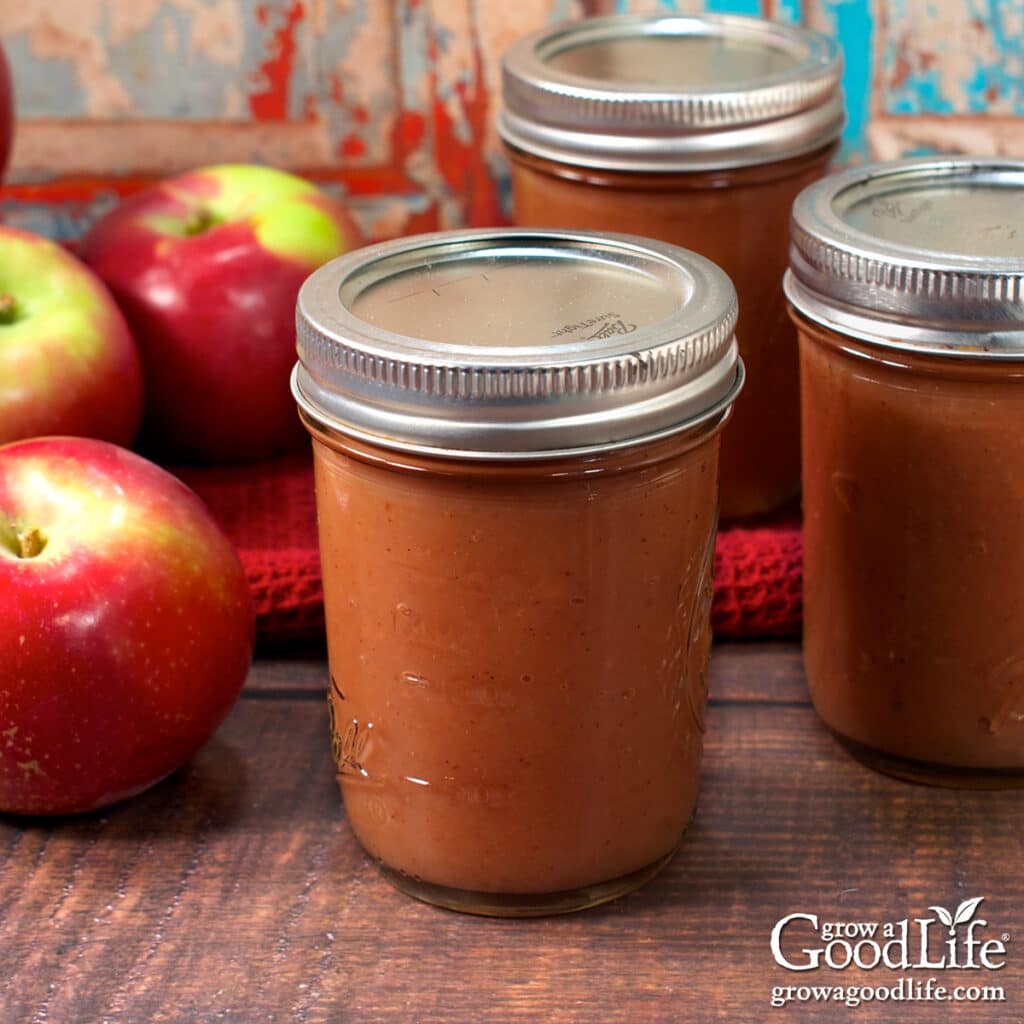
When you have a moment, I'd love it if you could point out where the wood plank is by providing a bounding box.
[707,641,808,705]
[2,661,1021,1024]
[244,649,329,695]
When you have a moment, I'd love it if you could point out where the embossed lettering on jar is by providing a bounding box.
[500,14,843,519]
[293,229,743,914]
[786,158,1024,787]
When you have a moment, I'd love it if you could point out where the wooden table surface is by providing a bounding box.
[2,643,1023,1024]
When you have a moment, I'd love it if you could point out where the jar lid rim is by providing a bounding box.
[499,13,844,171]
[788,157,1024,349]
[294,228,742,457]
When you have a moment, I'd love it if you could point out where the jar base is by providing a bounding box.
[377,843,680,918]
[831,728,1024,790]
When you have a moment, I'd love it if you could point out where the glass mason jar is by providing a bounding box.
[499,14,843,520]
[786,158,1024,788]
[293,229,743,914]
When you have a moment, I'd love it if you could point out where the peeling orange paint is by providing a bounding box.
[6,0,1021,242]
[398,204,441,238]
[0,167,426,206]
[428,35,503,227]
[329,72,344,106]
[0,174,158,202]
[340,134,367,159]
[249,0,305,122]
[395,111,427,157]
[890,36,912,89]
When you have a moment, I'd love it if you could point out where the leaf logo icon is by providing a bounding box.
[929,897,985,935]
[954,897,985,926]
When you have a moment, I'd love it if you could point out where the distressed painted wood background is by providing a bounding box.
[1,0,1022,242]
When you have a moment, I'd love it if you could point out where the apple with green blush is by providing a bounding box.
[0,226,143,447]
[0,436,255,815]
[80,164,362,463]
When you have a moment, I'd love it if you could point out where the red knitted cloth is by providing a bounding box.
[176,453,802,642]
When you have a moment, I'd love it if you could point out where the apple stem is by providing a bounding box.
[0,294,17,325]
[0,523,46,559]
[185,208,217,236]
[18,528,46,559]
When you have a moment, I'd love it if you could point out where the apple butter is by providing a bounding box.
[786,158,1024,787]
[500,14,843,519]
[293,229,742,913]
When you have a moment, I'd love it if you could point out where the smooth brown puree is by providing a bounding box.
[310,421,723,894]
[797,314,1024,781]
[506,143,835,520]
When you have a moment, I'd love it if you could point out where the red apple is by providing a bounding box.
[0,226,142,447]
[79,163,361,464]
[0,40,12,180]
[0,437,255,814]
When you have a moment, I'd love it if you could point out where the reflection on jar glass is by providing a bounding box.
[500,14,844,519]
[294,229,743,914]
[786,158,1024,788]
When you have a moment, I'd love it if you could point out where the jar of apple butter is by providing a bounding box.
[786,158,1024,787]
[293,229,743,914]
[499,14,843,520]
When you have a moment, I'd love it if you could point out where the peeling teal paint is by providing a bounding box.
[964,0,1024,113]
[3,33,88,118]
[398,0,431,113]
[888,70,957,115]
[702,0,766,14]
[2,191,120,241]
[104,6,241,120]
[820,0,873,161]
[882,0,1024,117]
[316,1,368,156]
[774,0,804,21]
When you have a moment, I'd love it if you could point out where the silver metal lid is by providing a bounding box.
[293,228,741,460]
[499,14,844,172]
[786,157,1024,356]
